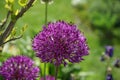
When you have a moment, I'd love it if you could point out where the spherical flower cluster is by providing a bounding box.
[0,56,40,80]
[41,75,55,80]
[32,20,89,66]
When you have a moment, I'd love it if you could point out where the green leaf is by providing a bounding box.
[5,0,14,4]
[32,0,37,5]
[15,9,19,16]
[18,0,28,7]
[10,28,16,38]
[9,0,14,4]
[5,4,12,11]
[5,0,9,3]
[21,24,28,34]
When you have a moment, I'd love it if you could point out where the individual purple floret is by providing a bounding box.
[41,75,55,80]
[32,20,89,66]
[0,56,40,80]
[105,46,114,57]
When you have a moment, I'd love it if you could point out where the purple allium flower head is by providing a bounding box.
[41,75,55,80]
[106,74,113,80]
[105,46,114,57]
[0,56,40,80]
[32,20,89,66]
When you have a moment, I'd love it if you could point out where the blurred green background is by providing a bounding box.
[0,0,120,80]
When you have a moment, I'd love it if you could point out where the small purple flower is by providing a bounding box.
[106,74,113,80]
[41,75,55,80]
[0,56,40,80]
[32,20,89,66]
[114,59,120,68]
[105,46,114,57]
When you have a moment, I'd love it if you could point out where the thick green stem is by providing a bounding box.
[45,2,48,26]
[55,66,59,80]
[44,2,48,80]
[44,63,46,80]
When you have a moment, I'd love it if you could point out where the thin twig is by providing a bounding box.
[0,21,16,42]
[0,35,23,46]
[0,0,35,46]
[16,0,35,19]
[0,11,10,29]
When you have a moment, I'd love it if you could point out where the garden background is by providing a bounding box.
[0,0,120,80]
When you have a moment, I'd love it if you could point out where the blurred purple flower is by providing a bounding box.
[106,74,113,80]
[41,75,55,80]
[114,59,120,68]
[105,46,114,57]
[0,56,40,80]
[32,20,89,66]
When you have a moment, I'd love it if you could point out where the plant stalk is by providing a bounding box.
[44,2,48,80]
[55,66,59,80]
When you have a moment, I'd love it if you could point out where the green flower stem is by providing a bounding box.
[44,63,46,80]
[44,2,48,80]
[105,58,111,79]
[45,2,48,26]
[55,66,59,80]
